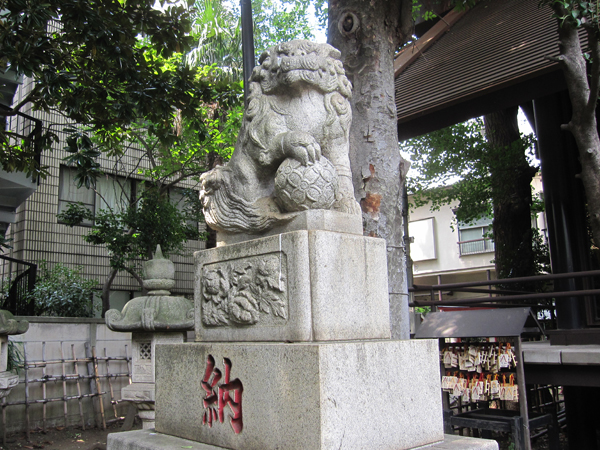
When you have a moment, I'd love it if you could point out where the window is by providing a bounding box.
[58,166,201,235]
[458,217,494,255]
[169,187,199,231]
[58,167,95,226]
[95,173,132,215]
[408,218,436,261]
[58,166,132,226]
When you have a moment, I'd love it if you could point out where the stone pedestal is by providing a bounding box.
[108,213,497,450]
[121,332,185,429]
[155,340,443,450]
[152,218,446,450]
[195,229,390,342]
[0,311,28,399]
[109,429,499,450]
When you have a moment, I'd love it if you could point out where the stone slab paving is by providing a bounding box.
[417,434,499,449]
[107,430,498,450]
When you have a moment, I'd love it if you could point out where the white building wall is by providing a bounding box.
[408,198,495,282]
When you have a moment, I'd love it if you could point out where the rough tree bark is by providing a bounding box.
[484,107,538,284]
[548,4,600,249]
[328,0,412,339]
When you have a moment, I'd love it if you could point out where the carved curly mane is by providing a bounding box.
[242,41,353,153]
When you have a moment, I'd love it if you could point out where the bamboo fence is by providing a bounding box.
[1,341,131,445]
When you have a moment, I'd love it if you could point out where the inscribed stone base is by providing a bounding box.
[195,230,390,342]
[154,339,444,450]
[107,430,499,450]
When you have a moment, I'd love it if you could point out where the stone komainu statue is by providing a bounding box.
[200,40,360,234]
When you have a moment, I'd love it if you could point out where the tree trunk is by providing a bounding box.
[549,9,600,249]
[101,269,118,318]
[328,0,412,339]
[484,107,538,284]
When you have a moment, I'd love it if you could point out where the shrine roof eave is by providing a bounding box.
[394,0,574,141]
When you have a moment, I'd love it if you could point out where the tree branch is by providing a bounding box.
[132,130,159,170]
[12,86,41,113]
[551,4,590,120]
[101,269,119,317]
[161,168,207,190]
[586,27,600,116]
[125,267,147,293]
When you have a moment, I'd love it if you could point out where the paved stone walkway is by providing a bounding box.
[107,429,498,450]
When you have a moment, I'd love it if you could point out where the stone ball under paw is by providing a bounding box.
[274,157,339,212]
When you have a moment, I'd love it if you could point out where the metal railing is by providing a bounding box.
[0,254,37,315]
[409,269,600,310]
[458,237,495,255]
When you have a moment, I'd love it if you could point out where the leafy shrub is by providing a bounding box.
[7,340,24,372]
[29,262,98,317]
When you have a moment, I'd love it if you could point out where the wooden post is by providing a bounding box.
[104,348,118,419]
[23,342,30,442]
[515,337,531,450]
[434,274,442,312]
[2,397,6,446]
[41,342,47,432]
[92,346,106,430]
[85,342,100,428]
[59,342,69,427]
[125,344,131,384]
[512,415,525,450]
[72,344,86,430]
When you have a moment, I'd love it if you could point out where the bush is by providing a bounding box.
[29,262,98,317]
[7,340,24,372]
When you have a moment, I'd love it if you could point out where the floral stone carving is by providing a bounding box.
[201,253,288,327]
[200,40,361,234]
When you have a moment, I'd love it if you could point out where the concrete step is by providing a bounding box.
[107,429,498,450]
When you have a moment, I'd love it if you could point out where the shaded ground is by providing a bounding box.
[0,421,142,450]
[530,431,569,450]
[0,423,567,450]
[490,429,569,450]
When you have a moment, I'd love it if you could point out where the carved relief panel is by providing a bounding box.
[201,252,288,327]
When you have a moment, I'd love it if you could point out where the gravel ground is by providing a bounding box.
[0,421,142,450]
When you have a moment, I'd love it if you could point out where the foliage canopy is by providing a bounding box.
[402,118,537,226]
[0,0,207,178]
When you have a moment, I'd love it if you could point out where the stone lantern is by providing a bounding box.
[0,310,28,398]
[105,245,194,429]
